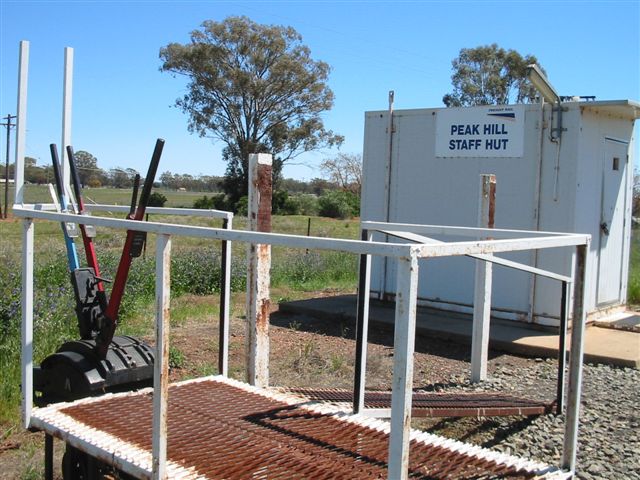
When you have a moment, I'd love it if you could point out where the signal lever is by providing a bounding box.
[95,139,165,358]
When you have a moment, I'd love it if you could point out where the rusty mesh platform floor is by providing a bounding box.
[30,376,568,479]
[283,388,555,417]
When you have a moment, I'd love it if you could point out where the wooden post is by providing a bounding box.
[246,153,272,387]
[471,174,496,382]
[21,218,34,429]
[152,234,171,480]
[388,250,419,480]
[562,243,589,473]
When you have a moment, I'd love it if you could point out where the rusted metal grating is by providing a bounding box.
[284,388,555,417]
[31,376,567,479]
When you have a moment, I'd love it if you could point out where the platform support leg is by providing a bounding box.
[44,434,53,480]
[152,234,171,480]
[388,252,419,480]
[354,229,372,414]
[562,243,588,472]
[218,217,232,377]
[556,280,570,413]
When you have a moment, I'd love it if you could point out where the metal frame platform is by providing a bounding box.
[31,376,569,479]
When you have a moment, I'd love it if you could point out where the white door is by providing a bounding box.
[597,139,629,306]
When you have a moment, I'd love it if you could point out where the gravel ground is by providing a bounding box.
[271,311,640,480]
[426,360,640,480]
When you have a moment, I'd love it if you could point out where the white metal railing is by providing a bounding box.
[14,204,590,480]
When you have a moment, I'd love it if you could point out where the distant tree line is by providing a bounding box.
[0,155,146,189]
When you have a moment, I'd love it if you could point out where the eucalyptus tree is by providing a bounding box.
[160,16,343,205]
[443,44,543,107]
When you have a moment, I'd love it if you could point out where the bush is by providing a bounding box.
[148,192,168,207]
[87,177,102,188]
[193,194,228,210]
[318,190,360,219]
[292,194,319,216]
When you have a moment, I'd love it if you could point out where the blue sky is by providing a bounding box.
[1,0,638,181]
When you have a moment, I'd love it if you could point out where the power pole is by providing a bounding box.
[1,114,16,219]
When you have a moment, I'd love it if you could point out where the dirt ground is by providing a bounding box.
[0,297,552,479]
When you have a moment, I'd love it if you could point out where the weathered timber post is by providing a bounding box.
[471,174,496,382]
[246,153,272,387]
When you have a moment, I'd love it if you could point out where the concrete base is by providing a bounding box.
[280,295,639,369]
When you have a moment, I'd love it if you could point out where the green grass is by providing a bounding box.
[13,184,212,208]
[627,229,640,304]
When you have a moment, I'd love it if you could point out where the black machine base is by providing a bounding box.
[34,335,154,406]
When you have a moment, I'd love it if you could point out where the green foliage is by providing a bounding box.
[628,230,640,304]
[193,194,229,211]
[171,248,246,295]
[160,16,343,204]
[318,190,360,219]
[443,44,542,107]
[271,251,357,291]
[291,194,319,216]
[148,192,168,207]
[169,346,186,369]
[73,151,101,186]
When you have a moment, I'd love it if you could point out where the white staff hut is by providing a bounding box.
[362,96,639,326]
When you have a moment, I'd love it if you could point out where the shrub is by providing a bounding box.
[87,177,102,188]
[148,192,168,207]
[318,190,360,219]
[292,194,319,216]
[235,196,248,216]
[193,194,228,210]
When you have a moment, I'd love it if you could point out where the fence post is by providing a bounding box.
[246,153,272,387]
[471,174,496,382]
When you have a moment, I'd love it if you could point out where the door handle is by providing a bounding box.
[600,222,610,236]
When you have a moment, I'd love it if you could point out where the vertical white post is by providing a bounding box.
[562,243,589,473]
[246,153,272,387]
[21,218,34,430]
[152,234,171,480]
[471,174,496,382]
[14,41,29,205]
[61,47,73,192]
[218,215,232,377]
[388,250,419,480]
